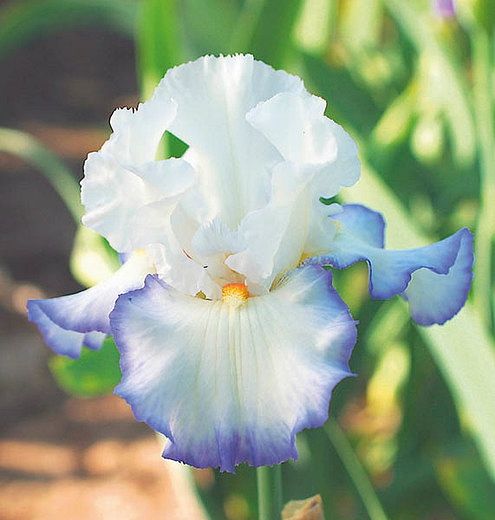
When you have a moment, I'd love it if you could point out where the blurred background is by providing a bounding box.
[1,0,495,518]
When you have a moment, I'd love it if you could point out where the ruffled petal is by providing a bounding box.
[149,242,221,299]
[81,152,196,252]
[225,163,339,292]
[191,218,242,258]
[223,88,360,291]
[157,54,305,225]
[404,229,473,325]
[103,93,177,165]
[110,265,356,472]
[27,253,152,358]
[246,91,360,197]
[27,302,106,359]
[310,204,473,325]
[80,89,198,253]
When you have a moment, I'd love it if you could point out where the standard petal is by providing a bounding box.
[310,204,473,324]
[81,154,195,252]
[111,266,356,472]
[225,163,339,292]
[246,91,360,197]
[157,54,305,225]
[103,92,177,165]
[28,252,152,358]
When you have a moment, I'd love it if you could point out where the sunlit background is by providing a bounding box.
[1,0,495,518]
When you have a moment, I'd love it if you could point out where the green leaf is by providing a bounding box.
[381,0,476,167]
[136,0,187,158]
[178,0,241,56]
[294,0,334,54]
[49,337,121,397]
[231,0,304,68]
[137,0,184,99]
[341,165,495,481]
[0,0,136,61]
[301,53,382,136]
[340,0,383,54]
[436,442,495,519]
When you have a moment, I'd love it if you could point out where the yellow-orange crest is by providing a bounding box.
[221,283,250,306]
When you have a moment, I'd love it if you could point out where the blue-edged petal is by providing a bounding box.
[308,204,473,325]
[27,302,105,358]
[110,265,356,472]
[28,252,152,358]
[404,228,473,325]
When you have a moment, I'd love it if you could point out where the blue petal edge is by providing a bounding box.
[27,298,106,358]
[110,268,357,472]
[403,228,474,325]
[306,204,474,326]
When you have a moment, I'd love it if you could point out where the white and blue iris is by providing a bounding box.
[28,55,473,472]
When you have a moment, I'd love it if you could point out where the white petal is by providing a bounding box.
[81,155,196,252]
[226,162,338,291]
[247,92,332,164]
[104,94,177,165]
[111,265,356,471]
[149,242,221,299]
[191,218,243,258]
[247,91,360,197]
[157,55,305,225]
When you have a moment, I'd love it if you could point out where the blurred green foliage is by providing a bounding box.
[2,0,495,518]
[49,337,121,397]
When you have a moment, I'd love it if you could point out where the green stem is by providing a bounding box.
[472,27,495,333]
[257,465,282,520]
[325,419,389,520]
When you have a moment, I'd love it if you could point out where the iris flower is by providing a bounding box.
[28,55,473,472]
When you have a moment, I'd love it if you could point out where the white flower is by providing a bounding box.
[29,55,473,471]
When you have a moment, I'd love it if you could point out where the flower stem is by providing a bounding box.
[325,419,389,520]
[256,465,282,520]
[472,26,495,333]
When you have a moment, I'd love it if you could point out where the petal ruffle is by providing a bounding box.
[28,253,152,358]
[224,87,361,291]
[110,265,356,472]
[103,93,177,166]
[404,229,473,325]
[247,92,360,197]
[157,54,305,225]
[81,153,196,253]
[27,302,106,358]
[310,204,473,325]
[225,163,340,292]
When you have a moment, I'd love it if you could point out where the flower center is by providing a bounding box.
[222,283,250,306]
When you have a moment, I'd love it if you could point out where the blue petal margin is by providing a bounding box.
[307,204,474,326]
[27,255,150,358]
[110,266,357,472]
[27,298,106,358]
[403,228,473,325]
[27,294,108,359]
